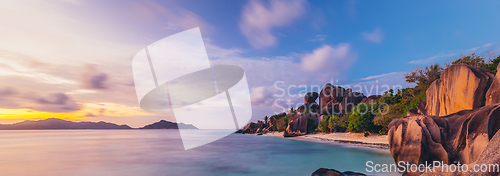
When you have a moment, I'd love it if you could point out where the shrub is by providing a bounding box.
[347,103,376,132]
[446,53,500,72]
[317,115,331,133]
[378,129,387,135]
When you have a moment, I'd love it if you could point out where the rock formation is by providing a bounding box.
[319,84,345,114]
[297,102,320,114]
[360,95,382,104]
[298,92,321,113]
[340,91,366,112]
[235,122,263,134]
[424,64,495,116]
[390,104,500,166]
[305,92,319,104]
[318,85,366,115]
[388,64,500,175]
[485,64,500,106]
[311,168,366,176]
[238,84,372,137]
[284,112,320,137]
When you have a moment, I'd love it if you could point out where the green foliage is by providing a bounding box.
[317,115,346,133]
[372,52,500,133]
[328,115,338,131]
[373,88,426,132]
[405,64,443,91]
[447,53,487,68]
[364,132,370,137]
[347,103,376,132]
[446,53,500,72]
[275,117,287,132]
[317,115,330,133]
[485,56,500,72]
[379,129,387,135]
[275,114,293,132]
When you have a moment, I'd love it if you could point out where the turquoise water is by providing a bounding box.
[0,130,399,176]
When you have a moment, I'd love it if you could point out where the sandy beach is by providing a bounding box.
[260,132,389,150]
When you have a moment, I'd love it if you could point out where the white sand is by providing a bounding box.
[258,132,389,150]
[302,132,388,144]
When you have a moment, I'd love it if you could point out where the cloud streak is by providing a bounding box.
[308,34,327,42]
[409,43,495,64]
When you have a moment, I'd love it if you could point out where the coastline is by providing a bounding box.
[258,132,390,152]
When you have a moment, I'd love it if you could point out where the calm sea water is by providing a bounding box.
[0,130,399,176]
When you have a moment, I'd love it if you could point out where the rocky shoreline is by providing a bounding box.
[241,64,500,175]
[389,64,500,175]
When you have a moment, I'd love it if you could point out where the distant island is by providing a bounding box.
[0,118,197,130]
[139,120,197,129]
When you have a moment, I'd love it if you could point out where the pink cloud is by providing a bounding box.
[239,0,306,49]
[301,44,356,73]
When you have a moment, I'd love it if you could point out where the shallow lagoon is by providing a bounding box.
[0,130,399,176]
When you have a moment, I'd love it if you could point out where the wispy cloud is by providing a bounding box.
[346,71,414,96]
[0,59,79,86]
[362,28,384,43]
[360,72,404,81]
[409,43,495,65]
[308,34,327,42]
[239,0,306,49]
[345,0,357,18]
[408,53,457,65]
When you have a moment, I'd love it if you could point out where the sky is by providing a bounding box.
[0,0,499,128]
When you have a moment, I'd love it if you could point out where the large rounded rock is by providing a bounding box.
[311,168,344,176]
[388,104,500,175]
[388,115,449,167]
[485,64,500,106]
[284,112,320,137]
[311,168,367,176]
[284,113,307,137]
[297,102,320,114]
[425,64,495,116]
[340,91,366,112]
[360,95,382,104]
[305,92,319,104]
[319,84,345,114]
[469,130,500,176]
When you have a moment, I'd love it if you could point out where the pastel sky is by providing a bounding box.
[0,0,499,127]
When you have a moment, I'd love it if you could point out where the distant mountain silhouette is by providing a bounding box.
[0,118,132,130]
[140,120,198,129]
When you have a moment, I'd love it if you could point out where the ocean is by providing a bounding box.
[0,130,399,176]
